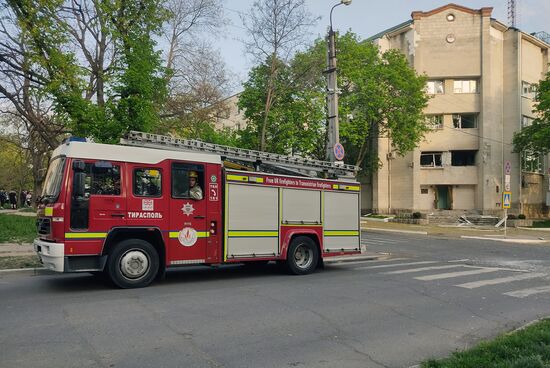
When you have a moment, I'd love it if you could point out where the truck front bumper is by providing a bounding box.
[34,239,64,272]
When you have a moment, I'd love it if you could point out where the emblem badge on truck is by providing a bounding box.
[181,202,195,216]
[178,227,198,247]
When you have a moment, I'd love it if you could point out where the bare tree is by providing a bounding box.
[164,0,225,78]
[241,0,318,151]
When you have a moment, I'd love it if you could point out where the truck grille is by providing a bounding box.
[36,218,51,236]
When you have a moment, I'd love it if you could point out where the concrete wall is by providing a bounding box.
[364,4,549,217]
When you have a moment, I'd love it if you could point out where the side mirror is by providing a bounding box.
[73,172,86,198]
[73,160,85,172]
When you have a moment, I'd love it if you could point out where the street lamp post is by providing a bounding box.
[326,0,351,163]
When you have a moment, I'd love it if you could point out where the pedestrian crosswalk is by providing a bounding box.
[338,258,550,299]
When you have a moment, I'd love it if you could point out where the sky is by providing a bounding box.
[208,0,550,94]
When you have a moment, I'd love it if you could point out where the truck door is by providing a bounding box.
[168,162,208,265]
[68,160,126,248]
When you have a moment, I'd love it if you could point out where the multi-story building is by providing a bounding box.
[362,3,549,217]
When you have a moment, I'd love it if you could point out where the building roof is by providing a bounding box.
[410,3,492,19]
[366,20,413,41]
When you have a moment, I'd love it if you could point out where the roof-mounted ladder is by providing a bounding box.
[120,131,358,178]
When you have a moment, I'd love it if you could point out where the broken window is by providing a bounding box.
[522,81,537,99]
[453,80,478,93]
[425,115,443,129]
[420,152,443,167]
[426,80,444,95]
[451,150,476,166]
[521,115,534,128]
[452,114,477,128]
[521,151,542,173]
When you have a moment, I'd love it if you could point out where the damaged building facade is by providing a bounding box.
[362,3,549,217]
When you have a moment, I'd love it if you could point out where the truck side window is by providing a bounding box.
[172,163,204,199]
[133,169,162,197]
[85,162,121,196]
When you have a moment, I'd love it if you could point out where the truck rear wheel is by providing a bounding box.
[107,239,159,289]
[286,236,319,275]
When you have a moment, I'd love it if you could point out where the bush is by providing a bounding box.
[518,214,526,219]
[412,212,422,219]
[507,214,517,220]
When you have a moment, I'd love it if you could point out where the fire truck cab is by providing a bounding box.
[35,133,361,288]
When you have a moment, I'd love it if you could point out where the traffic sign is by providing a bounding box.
[502,191,512,209]
[504,182,511,191]
[333,143,345,161]
[504,161,511,175]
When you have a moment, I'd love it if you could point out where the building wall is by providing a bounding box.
[364,3,549,217]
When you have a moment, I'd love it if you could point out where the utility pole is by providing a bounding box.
[325,0,351,163]
[508,0,517,27]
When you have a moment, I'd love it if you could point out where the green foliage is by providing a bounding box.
[0,214,37,243]
[8,0,169,142]
[0,139,33,191]
[513,71,550,154]
[335,32,429,169]
[532,219,550,228]
[421,319,550,368]
[237,31,429,172]
[238,56,325,157]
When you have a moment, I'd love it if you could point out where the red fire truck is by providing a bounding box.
[34,132,361,288]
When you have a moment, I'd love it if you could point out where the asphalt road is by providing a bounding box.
[1,231,549,368]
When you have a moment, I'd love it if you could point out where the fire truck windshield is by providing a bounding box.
[41,156,66,202]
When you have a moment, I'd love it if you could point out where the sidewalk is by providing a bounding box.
[0,242,35,257]
[362,218,550,244]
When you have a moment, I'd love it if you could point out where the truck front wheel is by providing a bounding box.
[107,239,159,288]
[286,236,319,275]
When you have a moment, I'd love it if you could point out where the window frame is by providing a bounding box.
[521,151,543,174]
[426,80,445,95]
[133,168,163,198]
[84,161,121,197]
[452,113,478,129]
[420,152,443,168]
[425,114,444,129]
[453,79,479,94]
[171,162,205,200]
[521,81,537,99]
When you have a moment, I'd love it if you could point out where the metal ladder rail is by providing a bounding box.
[120,131,358,177]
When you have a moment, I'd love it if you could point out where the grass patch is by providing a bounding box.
[421,319,550,368]
[532,220,550,228]
[0,255,42,269]
[0,213,37,243]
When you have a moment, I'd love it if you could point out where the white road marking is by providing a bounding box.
[503,285,550,298]
[384,265,463,275]
[415,268,500,281]
[448,259,470,263]
[354,261,437,270]
[456,273,547,289]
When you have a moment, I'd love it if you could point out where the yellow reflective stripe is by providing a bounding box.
[324,230,359,236]
[249,176,264,183]
[169,231,210,238]
[228,231,278,237]
[227,174,249,182]
[332,184,339,189]
[65,232,107,239]
[342,185,360,191]
[44,207,53,216]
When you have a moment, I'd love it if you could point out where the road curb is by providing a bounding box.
[361,227,428,235]
[461,235,549,244]
[0,267,47,274]
[324,253,381,264]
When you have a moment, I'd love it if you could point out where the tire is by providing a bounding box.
[107,239,159,289]
[285,236,319,275]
